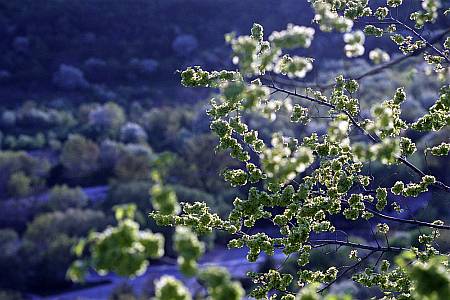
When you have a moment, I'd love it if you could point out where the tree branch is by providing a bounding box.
[339,198,450,230]
[388,17,450,64]
[265,28,450,90]
[308,239,405,253]
[264,83,450,194]
[318,250,376,293]
[363,205,449,231]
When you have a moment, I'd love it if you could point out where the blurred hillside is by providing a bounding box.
[2,0,445,105]
[0,0,308,104]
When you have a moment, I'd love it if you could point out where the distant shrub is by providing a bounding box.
[0,228,19,252]
[4,151,49,176]
[23,209,106,288]
[10,102,77,133]
[0,290,23,300]
[170,184,232,217]
[0,209,106,291]
[2,136,17,149]
[129,101,144,121]
[77,103,100,124]
[91,84,118,102]
[141,107,194,151]
[84,57,107,69]
[173,134,239,193]
[0,111,16,127]
[172,34,198,56]
[123,143,155,158]
[13,133,46,150]
[171,184,215,205]
[45,185,88,212]
[48,138,62,151]
[17,105,51,127]
[0,70,11,81]
[36,235,77,289]
[88,102,126,137]
[114,144,154,181]
[83,57,113,83]
[12,36,29,53]
[60,134,99,178]
[120,122,148,144]
[52,64,89,90]
[129,58,159,75]
[109,282,137,300]
[24,208,107,244]
[99,141,155,180]
[0,151,49,199]
[0,229,23,289]
[6,172,32,198]
[99,139,124,170]
[106,180,152,212]
[19,234,76,290]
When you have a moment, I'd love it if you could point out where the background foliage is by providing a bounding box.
[0,1,449,299]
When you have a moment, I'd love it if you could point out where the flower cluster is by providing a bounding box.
[268,24,315,49]
[410,0,441,28]
[260,133,314,191]
[274,55,313,78]
[344,30,365,58]
[369,48,391,64]
[311,0,354,32]
[391,175,436,197]
[173,226,205,276]
[67,204,164,280]
[413,85,450,131]
[426,142,450,156]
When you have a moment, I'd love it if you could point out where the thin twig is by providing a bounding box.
[364,207,450,230]
[318,250,376,293]
[388,17,450,63]
[308,239,405,253]
[265,28,450,90]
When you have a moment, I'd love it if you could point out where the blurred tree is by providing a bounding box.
[45,185,88,212]
[88,102,126,138]
[141,107,194,151]
[120,122,148,144]
[0,151,49,199]
[109,282,137,300]
[114,145,154,181]
[60,134,100,179]
[6,172,31,198]
[173,134,240,193]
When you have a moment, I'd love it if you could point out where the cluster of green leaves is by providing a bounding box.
[68,204,164,280]
[426,142,450,156]
[149,265,246,300]
[412,86,450,131]
[354,250,450,300]
[70,167,245,299]
[391,175,436,197]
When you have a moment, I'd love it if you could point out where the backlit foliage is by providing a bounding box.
[71,1,450,299]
